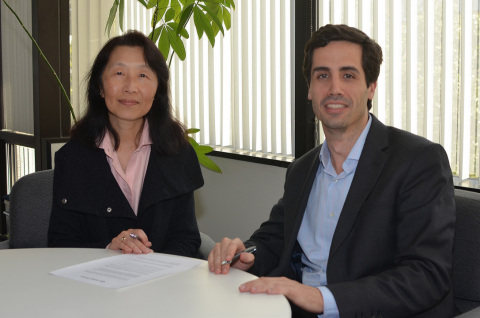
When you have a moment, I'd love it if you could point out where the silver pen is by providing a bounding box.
[221,246,257,265]
[129,233,139,240]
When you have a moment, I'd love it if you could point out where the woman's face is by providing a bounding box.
[100,45,158,129]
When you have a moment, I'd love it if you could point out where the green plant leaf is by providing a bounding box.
[146,0,158,9]
[156,0,169,23]
[188,136,200,147]
[195,145,214,154]
[172,22,190,38]
[200,4,224,36]
[198,0,222,4]
[164,8,176,22]
[179,0,195,5]
[222,7,231,30]
[170,0,182,16]
[208,4,223,37]
[166,25,186,60]
[189,138,222,173]
[158,26,171,60]
[149,25,160,42]
[193,7,205,39]
[187,128,201,134]
[193,7,215,45]
[197,153,222,173]
[105,0,119,37]
[119,0,125,31]
[177,3,194,36]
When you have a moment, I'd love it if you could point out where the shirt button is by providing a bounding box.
[107,207,112,213]
[330,212,335,218]
[61,198,67,204]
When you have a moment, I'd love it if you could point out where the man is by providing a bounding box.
[208,24,455,318]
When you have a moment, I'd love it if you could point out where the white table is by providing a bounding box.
[0,248,291,318]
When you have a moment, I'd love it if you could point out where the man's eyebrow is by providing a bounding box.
[311,66,361,74]
[311,66,330,74]
[340,66,360,73]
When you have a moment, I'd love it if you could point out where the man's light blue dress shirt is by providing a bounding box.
[297,115,372,318]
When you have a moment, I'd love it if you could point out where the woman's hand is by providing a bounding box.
[109,229,153,254]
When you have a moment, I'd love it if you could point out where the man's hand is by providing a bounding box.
[239,277,324,314]
[109,229,153,254]
[208,237,255,274]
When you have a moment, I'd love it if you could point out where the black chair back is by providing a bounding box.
[454,188,480,315]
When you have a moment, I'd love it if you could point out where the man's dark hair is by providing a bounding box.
[71,30,187,154]
[303,24,383,110]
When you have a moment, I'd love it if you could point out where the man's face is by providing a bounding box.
[308,41,376,137]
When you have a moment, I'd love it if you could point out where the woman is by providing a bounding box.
[48,30,204,257]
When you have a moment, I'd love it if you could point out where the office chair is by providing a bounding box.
[0,169,54,249]
[453,188,480,316]
[0,169,217,257]
[197,231,216,260]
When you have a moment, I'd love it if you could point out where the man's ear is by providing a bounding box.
[368,82,377,100]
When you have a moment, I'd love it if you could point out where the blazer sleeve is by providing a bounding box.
[154,191,201,257]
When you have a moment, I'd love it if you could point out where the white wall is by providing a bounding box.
[194,156,288,242]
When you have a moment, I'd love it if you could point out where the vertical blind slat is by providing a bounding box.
[390,0,402,129]
[260,0,269,153]
[208,43,216,146]
[406,0,418,134]
[241,1,250,150]
[198,38,205,145]
[231,5,240,149]
[319,0,331,27]
[280,0,287,155]
[424,0,435,140]
[251,0,259,151]
[441,0,454,163]
[270,0,278,154]
[459,0,472,180]
[373,0,387,123]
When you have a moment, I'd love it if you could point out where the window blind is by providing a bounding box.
[70,0,294,161]
[315,0,480,186]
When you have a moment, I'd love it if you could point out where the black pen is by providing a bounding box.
[221,246,257,265]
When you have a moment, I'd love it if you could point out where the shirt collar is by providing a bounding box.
[99,120,153,158]
[319,114,372,172]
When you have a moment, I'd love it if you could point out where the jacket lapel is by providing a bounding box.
[137,146,204,215]
[329,115,390,257]
[288,150,321,246]
[276,146,322,275]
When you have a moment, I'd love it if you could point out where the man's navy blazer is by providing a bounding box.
[245,114,455,318]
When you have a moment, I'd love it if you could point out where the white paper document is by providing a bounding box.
[50,253,202,289]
